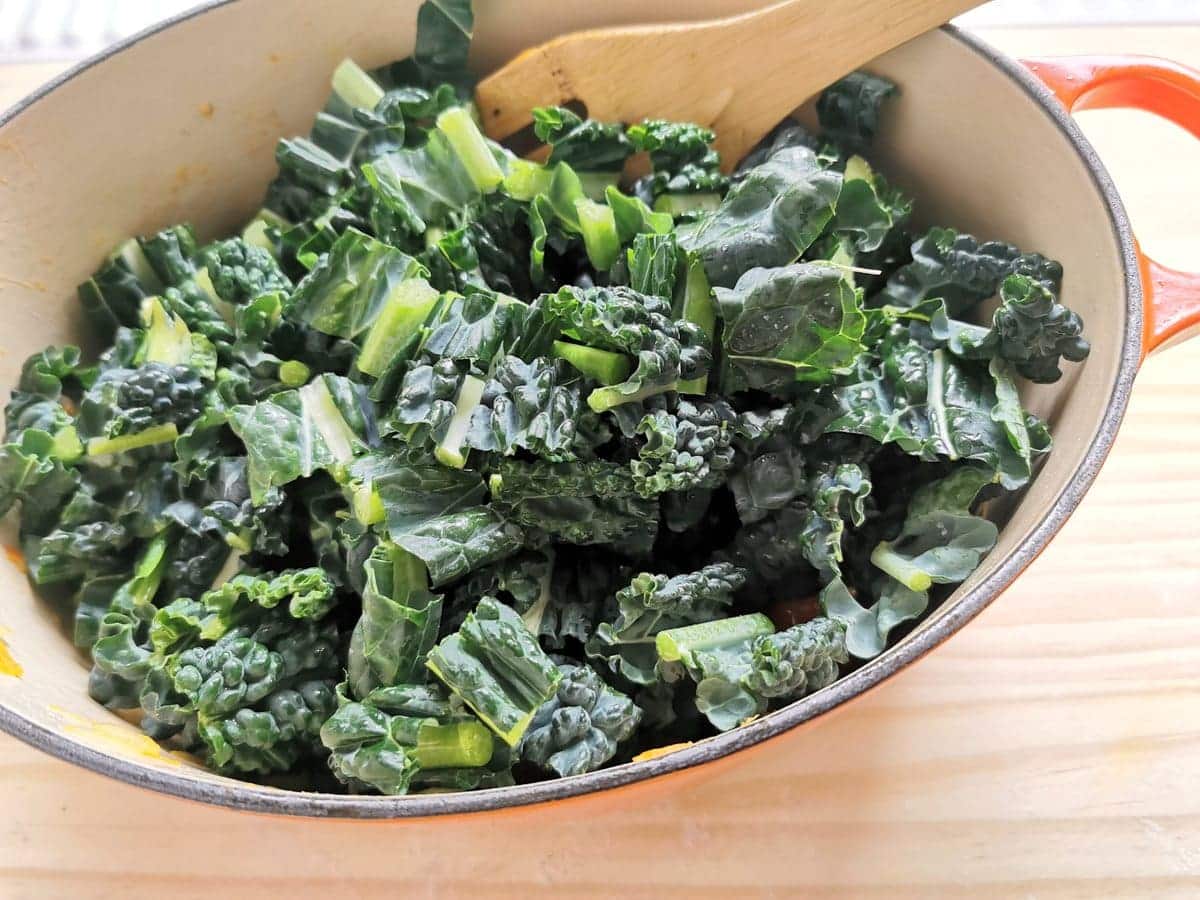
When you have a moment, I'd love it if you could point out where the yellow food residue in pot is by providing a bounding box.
[632,742,694,763]
[0,627,21,678]
[3,545,26,574]
[48,707,181,767]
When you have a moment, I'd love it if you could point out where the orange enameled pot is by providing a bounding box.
[1,1,1198,818]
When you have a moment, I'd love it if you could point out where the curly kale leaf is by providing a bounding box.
[587,563,747,685]
[658,614,847,730]
[157,502,233,601]
[874,226,1064,317]
[86,536,169,707]
[170,617,338,718]
[199,679,337,774]
[387,358,476,459]
[464,356,603,461]
[827,344,1048,490]
[533,106,634,174]
[426,597,563,746]
[716,262,867,391]
[678,146,842,287]
[200,238,293,305]
[0,429,79,525]
[535,284,710,411]
[5,344,93,442]
[148,567,336,665]
[28,506,134,587]
[631,397,737,497]
[77,363,206,444]
[347,543,443,699]
[421,290,537,364]
[822,466,997,658]
[816,71,897,152]
[195,457,292,556]
[797,463,872,579]
[944,274,1090,384]
[488,458,658,552]
[203,567,337,627]
[519,664,641,777]
[157,599,342,774]
[627,119,728,201]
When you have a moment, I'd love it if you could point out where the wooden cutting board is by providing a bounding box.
[1,25,1199,900]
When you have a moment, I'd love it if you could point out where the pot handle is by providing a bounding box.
[1024,56,1200,356]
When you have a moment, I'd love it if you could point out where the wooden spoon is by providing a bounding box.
[475,0,982,170]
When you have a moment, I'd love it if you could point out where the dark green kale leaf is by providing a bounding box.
[464,356,606,462]
[4,345,93,442]
[201,238,293,305]
[716,262,867,391]
[587,563,747,685]
[488,458,658,552]
[627,118,728,203]
[392,506,525,588]
[678,146,842,287]
[169,617,338,719]
[228,374,377,502]
[533,106,634,174]
[657,614,847,730]
[822,465,996,658]
[28,500,134,587]
[86,536,169,707]
[199,679,337,775]
[796,463,872,579]
[443,548,554,634]
[827,344,1048,490]
[426,596,563,746]
[734,118,818,174]
[347,543,443,699]
[0,429,79,526]
[357,456,487,535]
[519,663,641,777]
[944,274,1090,384]
[77,363,206,444]
[821,154,912,259]
[321,683,495,795]
[534,284,709,411]
[286,227,427,339]
[815,71,897,152]
[873,226,1063,317]
[77,240,160,338]
[631,397,737,497]
[626,232,681,300]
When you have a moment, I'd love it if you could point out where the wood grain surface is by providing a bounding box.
[2,24,1199,900]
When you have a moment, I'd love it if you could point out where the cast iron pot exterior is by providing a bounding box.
[0,0,1153,817]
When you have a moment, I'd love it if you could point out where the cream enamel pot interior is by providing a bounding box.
[2,0,1198,818]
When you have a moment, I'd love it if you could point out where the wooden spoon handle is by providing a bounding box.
[702,0,982,165]
[475,0,982,168]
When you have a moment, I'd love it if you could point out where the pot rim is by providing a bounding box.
[0,6,1143,819]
